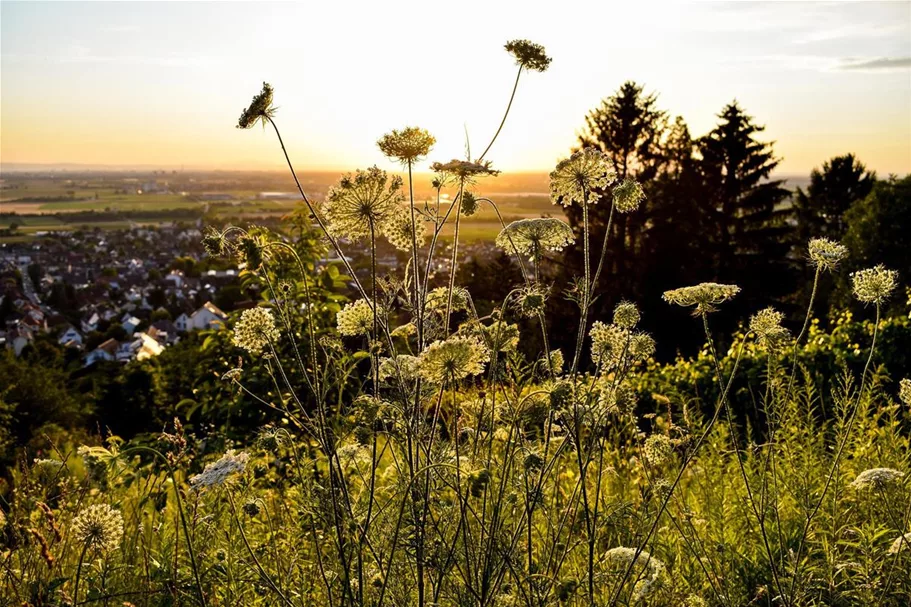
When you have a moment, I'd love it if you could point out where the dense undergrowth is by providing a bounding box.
[2,40,910,607]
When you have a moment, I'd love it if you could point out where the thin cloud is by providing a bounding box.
[838,57,911,71]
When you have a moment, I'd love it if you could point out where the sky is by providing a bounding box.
[1,1,910,176]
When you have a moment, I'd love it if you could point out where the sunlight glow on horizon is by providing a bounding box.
[2,1,910,176]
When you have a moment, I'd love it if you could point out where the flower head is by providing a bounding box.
[461,191,479,216]
[504,39,552,72]
[603,547,665,601]
[377,126,436,164]
[750,307,790,349]
[612,178,645,213]
[512,285,549,318]
[850,467,905,490]
[232,307,280,354]
[613,301,640,329]
[430,159,499,183]
[71,504,123,552]
[852,265,898,304]
[189,450,249,489]
[237,82,275,129]
[337,299,378,337]
[808,237,847,271]
[590,321,627,370]
[900,378,911,407]
[550,147,616,207]
[425,287,470,314]
[324,166,404,241]
[418,336,489,383]
[643,434,673,466]
[383,210,427,252]
[495,218,574,258]
[663,282,740,315]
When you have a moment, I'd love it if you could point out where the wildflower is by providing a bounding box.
[33,458,65,475]
[418,336,489,383]
[852,265,898,304]
[663,282,741,315]
[590,321,627,369]
[628,332,656,363]
[71,504,123,552]
[808,237,847,271]
[378,355,421,382]
[430,159,499,182]
[504,39,552,72]
[545,349,564,374]
[481,321,520,353]
[237,82,275,129]
[495,218,574,258]
[643,434,673,466]
[324,166,404,241]
[598,382,638,416]
[461,191,479,216]
[425,286,470,313]
[202,226,232,257]
[221,368,243,382]
[377,126,435,164]
[256,425,290,451]
[750,307,790,349]
[189,450,249,488]
[613,301,640,329]
[337,299,378,337]
[900,378,911,406]
[512,285,549,318]
[887,532,911,555]
[383,210,427,252]
[603,547,665,600]
[232,307,280,354]
[550,147,616,207]
[612,178,645,213]
[242,499,262,517]
[850,468,905,490]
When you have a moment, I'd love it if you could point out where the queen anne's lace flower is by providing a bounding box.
[377,126,435,164]
[590,322,627,370]
[663,282,740,315]
[750,307,790,349]
[504,39,552,72]
[425,287,470,313]
[232,307,280,354]
[324,166,404,241]
[643,434,673,466]
[612,178,645,213]
[550,148,616,207]
[808,237,847,271]
[237,82,275,129]
[851,265,898,304]
[495,218,574,258]
[71,504,123,552]
[613,301,640,329]
[190,450,249,489]
[418,336,489,383]
[900,378,911,407]
[603,547,665,601]
[378,355,421,382]
[430,159,499,182]
[887,532,911,555]
[337,299,378,337]
[383,210,427,252]
[849,467,905,490]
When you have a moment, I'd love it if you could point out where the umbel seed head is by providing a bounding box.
[504,39,552,72]
[237,82,275,129]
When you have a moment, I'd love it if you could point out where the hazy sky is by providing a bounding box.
[2,1,910,175]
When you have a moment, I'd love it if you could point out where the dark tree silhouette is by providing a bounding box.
[794,153,875,241]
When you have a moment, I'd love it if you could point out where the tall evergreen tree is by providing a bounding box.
[793,153,875,241]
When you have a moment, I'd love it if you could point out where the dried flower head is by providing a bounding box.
[613,301,640,329]
[643,434,673,466]
[599,382,638,416]
[887,532,911,555]
[550,147,616,207]
[851,265,898,304]
[900,378,911,407]
[849,467,905,490]
[663,282,741,315]
[378,354,421,383]
[629,332,656,362]
[481,321,520,353]
[425,286,470,313]
[495,218,574,258]
[504,39,552,72]
[612,178,645,213]
[232,307,280,354]
[808,237,847,271]
[189,450,249,489]
[603,547,665,600]
[237,82,275,129]
[377,126,436,164]
[383,210,427,252]
[430,159,499,183]
[337,299,378,337]
[324,166,404,241]
[71,504,123,552]
[202,226,233,257]
[513,285,549,318]
[750,307,790,349]
[418,336,489,383]
[461,191,479,216]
